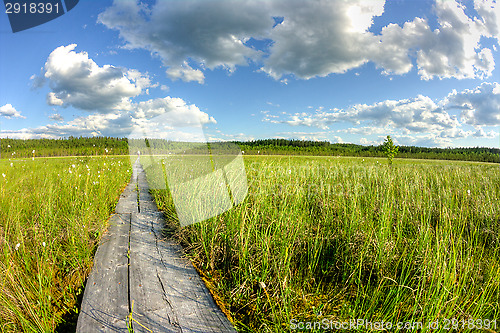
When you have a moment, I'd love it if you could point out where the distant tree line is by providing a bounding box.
[235,139,500,163]
[0,137,128,158]
[0,137,498,163]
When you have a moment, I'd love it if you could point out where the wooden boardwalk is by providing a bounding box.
[76,160,236,333]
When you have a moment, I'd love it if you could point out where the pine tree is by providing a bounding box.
[382,135,399,165]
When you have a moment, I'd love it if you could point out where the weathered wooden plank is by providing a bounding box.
[137,172,158,214]
[78,160,236,333]
[129,212,181,333]
[115,189,138,214]
[139,193,158,214]
[146,211,235,333]
[115,174,138,214]
[134,161,235,332]
[154,236,236,333]
[76,214,131,332]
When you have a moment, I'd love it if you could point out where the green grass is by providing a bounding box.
[145,155,500,332]
[0,156,131,332]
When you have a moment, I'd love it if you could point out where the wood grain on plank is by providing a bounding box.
[76,214,131,332]
[115,175,138,214]
[129,212,181,333]
[77,159,236,333]
[154,229,236,333]
[137,172,158,214]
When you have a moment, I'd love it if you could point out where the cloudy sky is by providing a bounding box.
[0,0,499,147]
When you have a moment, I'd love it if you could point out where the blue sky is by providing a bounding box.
[0,0,499,148]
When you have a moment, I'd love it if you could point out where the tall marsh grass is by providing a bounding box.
[146,156,500,332]
[0,156,131,332]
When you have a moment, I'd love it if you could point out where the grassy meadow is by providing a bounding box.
[145,155,500,332]
[0,156,131,332]
[0,151,498,332]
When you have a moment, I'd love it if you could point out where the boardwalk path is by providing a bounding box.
[76,160,236,333]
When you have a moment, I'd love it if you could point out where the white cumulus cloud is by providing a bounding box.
[261,0,385,79]
[0,104,25,119]
[265,95,460,135]
[133,96,217,126]
[98,0,499,82]
[98,0,272,83]
[49,113,64,121]
[263,82,500,146]
[446,82,500,126]
[0,96,217,140]
[34,44,152,112]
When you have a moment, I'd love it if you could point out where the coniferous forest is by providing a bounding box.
[0,137,498,163]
